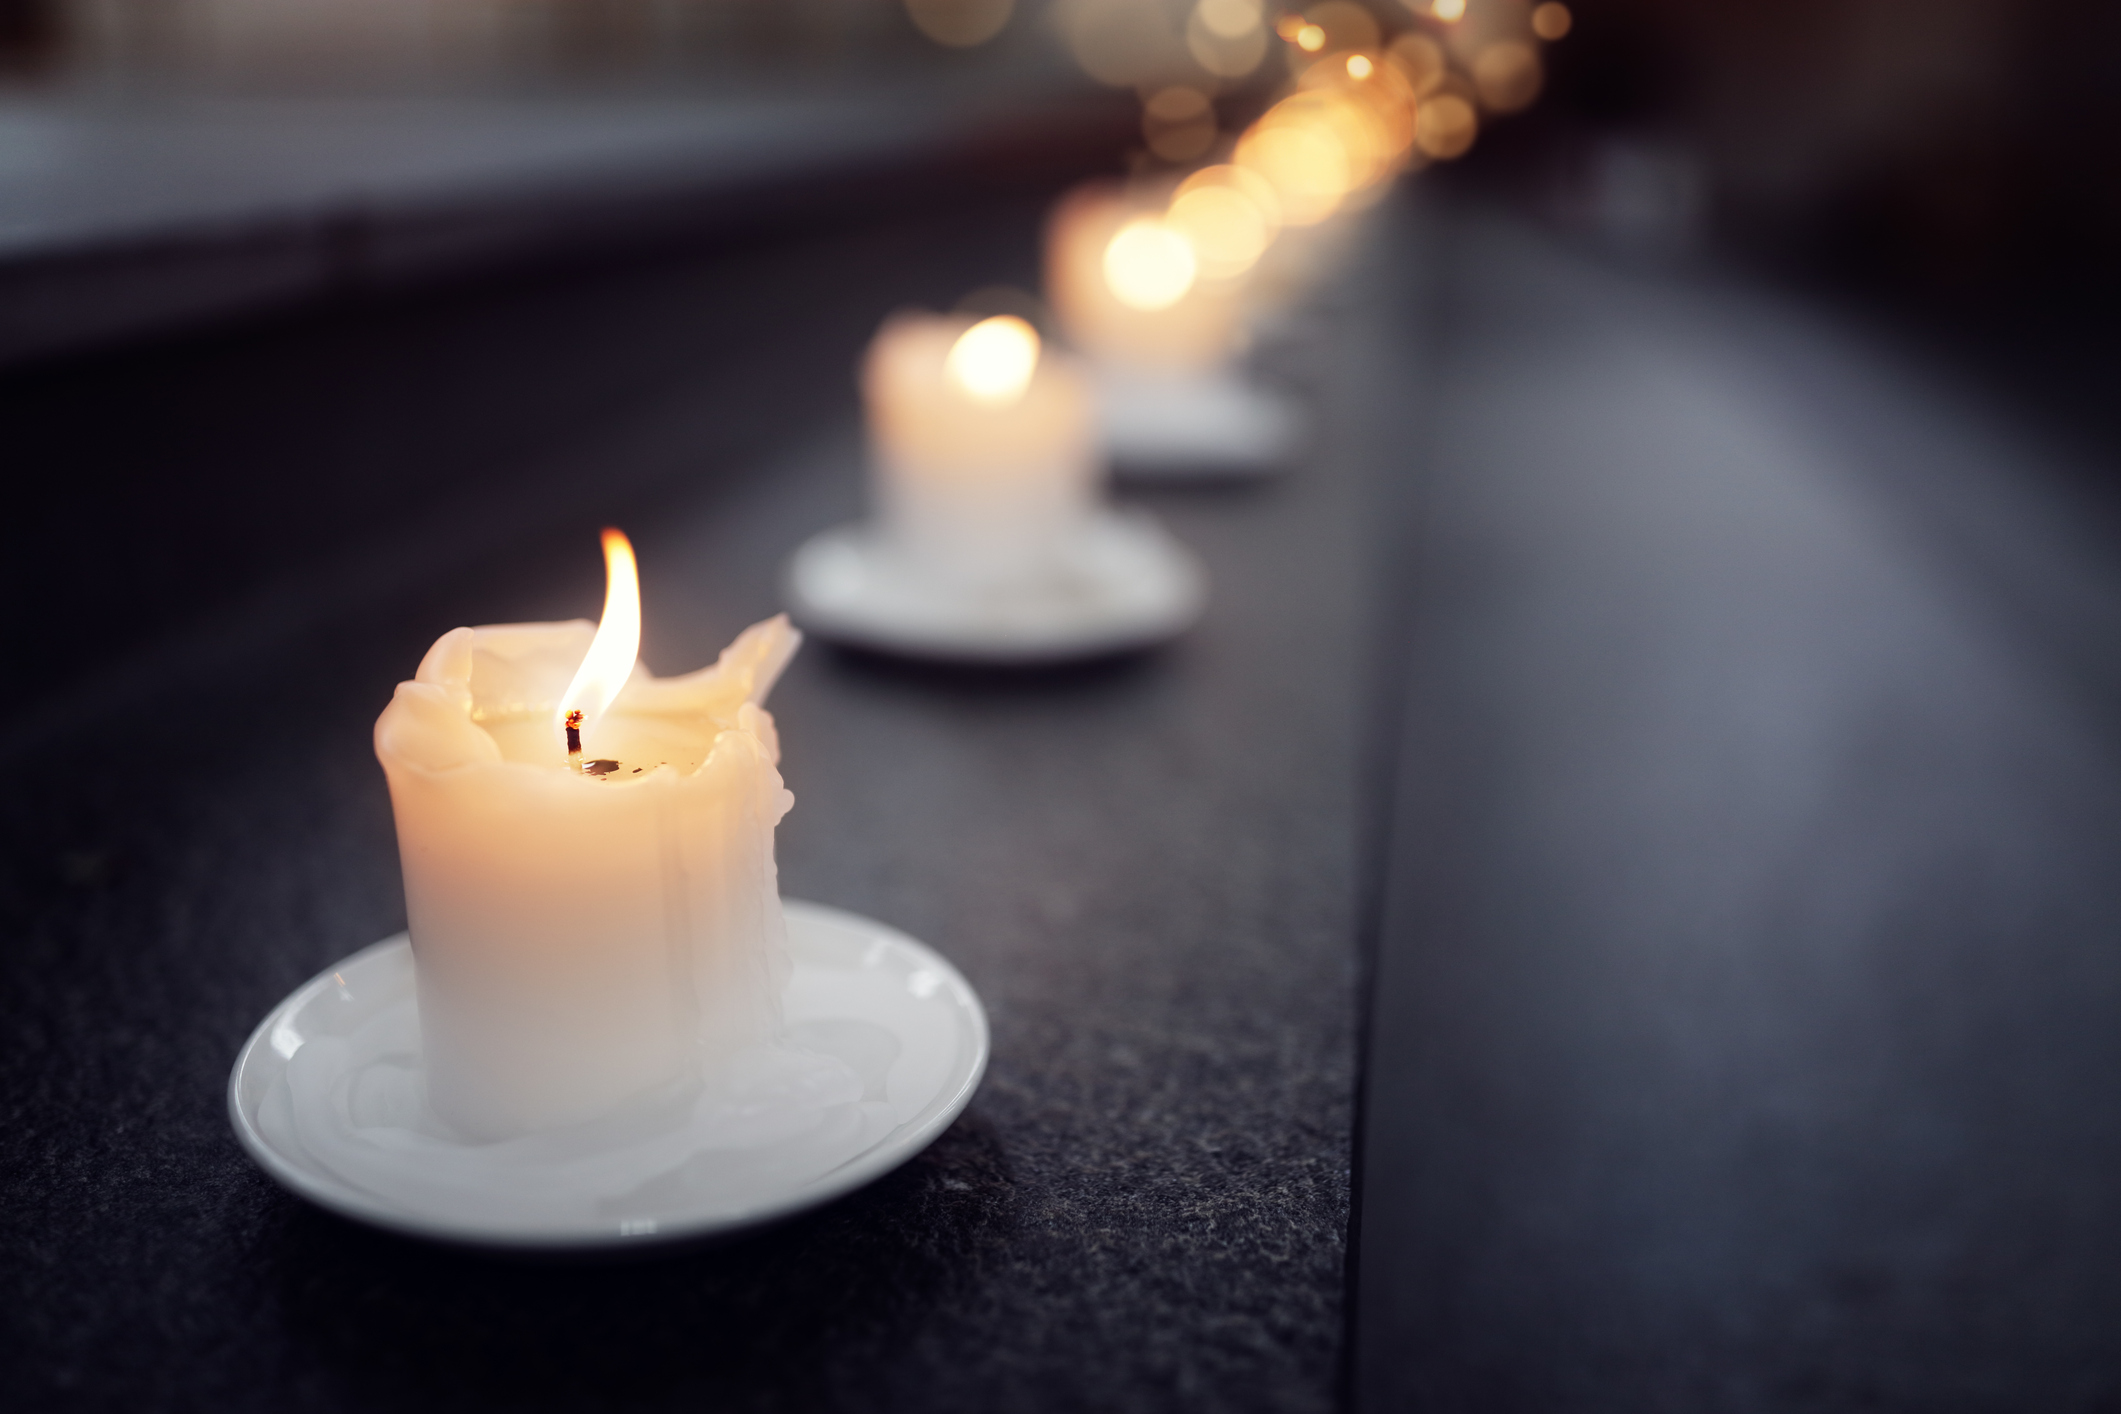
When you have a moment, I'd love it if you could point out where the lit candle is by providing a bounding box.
[862,309,1096,586]
[373,529,802,1140]
[1046,179,1305,474]
[1044,182,1249,377]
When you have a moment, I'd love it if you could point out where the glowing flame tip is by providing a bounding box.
[1104,218,1199,311]
[945,315,1042,406]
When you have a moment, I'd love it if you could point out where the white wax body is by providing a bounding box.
[1045,183,1247,376]
[373,614,801,1141]
[861,311,1097,586]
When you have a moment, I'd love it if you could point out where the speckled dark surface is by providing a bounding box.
[0,187,1377,1411]
[1354,208,2121,1412]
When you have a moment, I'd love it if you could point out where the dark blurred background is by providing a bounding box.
[4,0,2116,714]
[2,3,2117,1411]
[1510,0,2121,453]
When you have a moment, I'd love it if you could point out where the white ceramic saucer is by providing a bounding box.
[1095,365,1302,480]
[228,900,987,1250]
[784,508,1205,664]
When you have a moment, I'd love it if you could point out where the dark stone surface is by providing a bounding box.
[1355,208,2121,1411]
[0,184,1366,1409]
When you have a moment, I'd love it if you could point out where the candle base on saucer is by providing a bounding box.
[783,508,1205,664]
[1094,365,1303,481]
[227,901,987,1250]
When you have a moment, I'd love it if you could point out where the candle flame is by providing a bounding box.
[555,528,641,756]
[1103,217,1198,311]
[944,314,1041,406]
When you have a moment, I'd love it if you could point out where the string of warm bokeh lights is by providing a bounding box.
[1122,1,1571,311]
[909,0,1572,315]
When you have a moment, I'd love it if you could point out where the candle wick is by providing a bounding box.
[565,710,584,772]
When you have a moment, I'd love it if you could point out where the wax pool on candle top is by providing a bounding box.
[374,534,802,1140]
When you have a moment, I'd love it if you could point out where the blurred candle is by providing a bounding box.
[862,310,1096,584]
[1046,183,1248,376]
[373,530,801,1139]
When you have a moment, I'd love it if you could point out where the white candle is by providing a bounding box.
[862,310,1096,586]
[1045,182,1248,375]
[373,530,801,1140]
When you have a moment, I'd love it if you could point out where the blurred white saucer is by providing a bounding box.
[783,508,1205,664]
[1095,365,1302,480]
